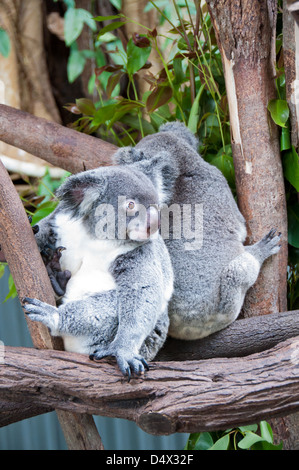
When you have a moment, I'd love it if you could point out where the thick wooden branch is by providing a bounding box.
[2,310,299,428]
[3,309,299,427]
[0,104,116,173]
[157,310,299,361]
[1,338,299,435]
[0,160,103,449]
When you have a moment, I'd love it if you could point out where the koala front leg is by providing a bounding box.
[90,286,160,380]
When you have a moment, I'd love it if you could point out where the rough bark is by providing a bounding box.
[1,338,299,435]
[284,2,299,152]
[0,159,104,450]
[0,104,117,173]
[207,0,288,318]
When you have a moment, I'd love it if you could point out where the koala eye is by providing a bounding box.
[126,201,135,210]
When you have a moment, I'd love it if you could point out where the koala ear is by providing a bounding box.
[55,171,107,214]
[112,147,145,165]
[135,151,179,204]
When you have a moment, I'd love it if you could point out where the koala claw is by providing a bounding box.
[90,348,149,381]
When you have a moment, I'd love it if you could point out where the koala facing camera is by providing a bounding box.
[23,166,174,380]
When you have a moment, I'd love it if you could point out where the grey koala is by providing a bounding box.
[23,165,174,379]
[113,122,282,340]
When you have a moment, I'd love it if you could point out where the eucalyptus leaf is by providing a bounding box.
[267,99,289,128]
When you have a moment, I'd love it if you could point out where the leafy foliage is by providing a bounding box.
[184,422,283,450]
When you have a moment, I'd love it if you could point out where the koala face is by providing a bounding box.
[56,166,160,243]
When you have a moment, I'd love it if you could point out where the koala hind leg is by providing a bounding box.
[218,229,281,322]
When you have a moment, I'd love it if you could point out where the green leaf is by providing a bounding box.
[75,98,96,115]
[92,103,118,126]
[97,21,126,38]
[259,421,273,443]
[206,147,235,188]
[267,99,289,128]
[192,432,214,450]
[251,440,283,450]
[64,8,84,45]
[146,85,173,113]
[64,8,96,46]
[208,433,230,450]
[188,84,205,133]
[120,115,156,135]
[0,28,11,58]
[106,70,124,98]
[30,201,58,225]
[0,263,6,280]
[67,48,86,83]
[126,38,151,75]
[288,205,299,248]
[283,145,299,192]
[280,126,291,151]
[238,431,265,450]
[93,14,123,22]
[4,273,17,303]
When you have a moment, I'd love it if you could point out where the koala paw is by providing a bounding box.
[260,228,282,257]
[90,346,149,381]
[22,297,59,333]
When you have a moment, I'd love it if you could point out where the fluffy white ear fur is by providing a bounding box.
[79,187,102,214]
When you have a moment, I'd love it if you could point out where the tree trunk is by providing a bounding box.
[283,1,299,152]
[207,0,288,319]
[206,0,295,448]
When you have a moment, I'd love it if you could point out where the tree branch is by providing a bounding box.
[157,310,299,361]
[0,104,117,173]
[2,309,299,428]
[1,338,299,435]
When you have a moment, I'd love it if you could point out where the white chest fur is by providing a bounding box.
[54,213,137,303]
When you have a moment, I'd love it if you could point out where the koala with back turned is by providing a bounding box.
[114,122,282,340]
[23,164,174,380]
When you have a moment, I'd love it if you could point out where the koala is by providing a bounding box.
[113,122,282,341]
[23,165,174,380]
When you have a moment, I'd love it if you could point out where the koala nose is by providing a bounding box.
[147,206,159,237]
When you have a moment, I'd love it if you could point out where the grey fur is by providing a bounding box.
[24,166,173,379]
[113,122,282,340]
